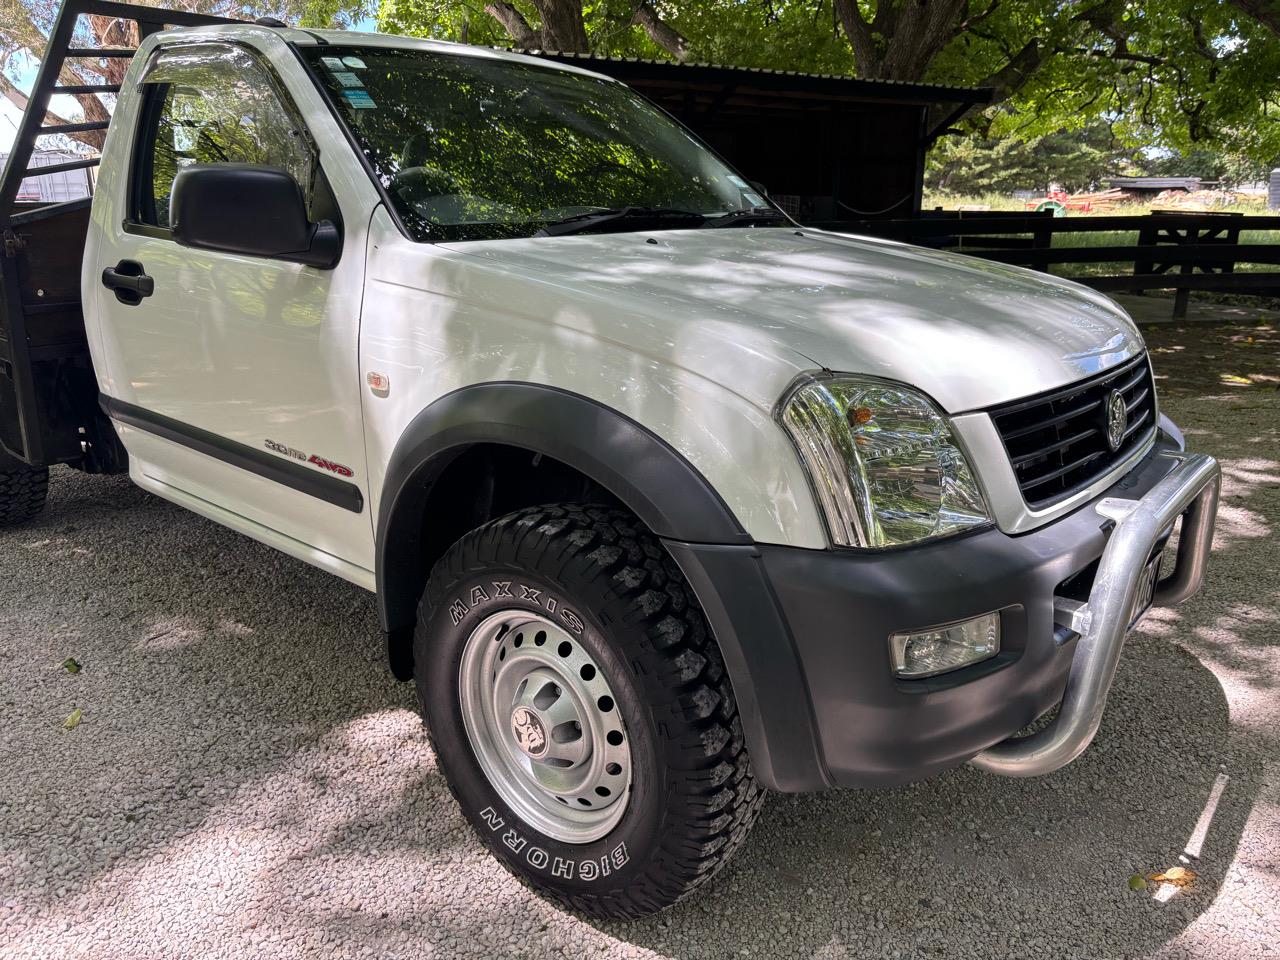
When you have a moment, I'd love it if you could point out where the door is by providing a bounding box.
[94,41,374,572]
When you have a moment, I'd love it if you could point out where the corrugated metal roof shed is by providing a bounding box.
[506,51,993,220]
[1105,177,1205,191]
[509,50,993,106]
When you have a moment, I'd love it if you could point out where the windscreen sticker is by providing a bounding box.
[331,70,364,88]
[727,174,750,188]
[341,89,377,109]
[342,56,367,69]
[743,191,766,206]
[320,56,344,70]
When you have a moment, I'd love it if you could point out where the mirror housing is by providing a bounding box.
[171,164,341,269]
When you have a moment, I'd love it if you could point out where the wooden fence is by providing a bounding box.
[811,210,1280,319]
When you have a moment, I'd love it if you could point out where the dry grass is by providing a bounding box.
[922,191,1272,218]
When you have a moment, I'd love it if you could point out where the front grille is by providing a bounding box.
[988,354,1157,508]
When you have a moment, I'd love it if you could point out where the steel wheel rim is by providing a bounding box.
[458,609,632,843]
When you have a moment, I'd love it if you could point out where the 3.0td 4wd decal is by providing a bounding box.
[264,439,354,478]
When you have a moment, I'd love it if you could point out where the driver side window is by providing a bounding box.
[134,43,315,229]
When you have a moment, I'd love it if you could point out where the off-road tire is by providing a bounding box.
[415,503,764,919]
[0,463,48,527]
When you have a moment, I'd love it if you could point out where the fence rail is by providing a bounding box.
[812,210,1280,319]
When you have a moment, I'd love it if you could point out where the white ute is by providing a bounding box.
[0,2,1221,918]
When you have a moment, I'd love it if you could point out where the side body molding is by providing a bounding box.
[375,381,751,636]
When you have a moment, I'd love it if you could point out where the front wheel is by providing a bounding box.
[415,504,763,918]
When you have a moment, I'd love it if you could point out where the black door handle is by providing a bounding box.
[102,260,154,305]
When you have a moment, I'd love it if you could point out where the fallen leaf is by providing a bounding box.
[1149,866,1197,887]
[63,708,82,730]
[1221,374,1253,384]
[61,658,81,674]
[1129,874,1148,892]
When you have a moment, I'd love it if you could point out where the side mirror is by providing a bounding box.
[171,164,341,269]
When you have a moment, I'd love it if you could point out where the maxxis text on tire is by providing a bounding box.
[414,503,764,919]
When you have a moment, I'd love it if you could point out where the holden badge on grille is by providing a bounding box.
[1105,389,1127,452]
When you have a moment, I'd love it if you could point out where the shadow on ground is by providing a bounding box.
[3,319,1276,958]
[0,461,1263,960]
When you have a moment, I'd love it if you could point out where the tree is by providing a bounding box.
[1143,145,1270,184]
[927,119,1137,194]
[376,2,1151,126]
[1,0,369,152]
[993,0,1280,168]
[10,0,1279,174]
[379,0,690,59]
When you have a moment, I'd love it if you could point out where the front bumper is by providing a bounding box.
[665,430,1219,793]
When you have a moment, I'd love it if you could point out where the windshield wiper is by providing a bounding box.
[702,207,791,228]
[535,206,707,237]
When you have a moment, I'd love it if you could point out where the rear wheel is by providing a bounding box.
[415,503,764,918]
[0,462,48,527]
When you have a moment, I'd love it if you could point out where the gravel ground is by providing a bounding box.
[2,321,1277,960]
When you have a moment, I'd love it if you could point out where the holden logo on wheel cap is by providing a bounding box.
[1105,389,1128,452]
[510,707,548,759]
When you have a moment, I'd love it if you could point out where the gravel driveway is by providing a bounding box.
[2,321,1277,960]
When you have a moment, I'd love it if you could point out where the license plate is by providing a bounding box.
[1128,555,1162,629]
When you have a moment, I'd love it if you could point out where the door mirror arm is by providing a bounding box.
[289,220,342,269]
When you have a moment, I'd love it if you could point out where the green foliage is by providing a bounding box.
[377,0,853,69]
[927,121,1138,194]
[377,0,511,46]
[371,0,1280,168]
[669,1,852,72]
[297,0,376,28]
[1143,146,1273,184]
[8,0,1280,170]
[992,0,1280,167]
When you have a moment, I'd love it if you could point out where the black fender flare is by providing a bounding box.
[376,381,751,635]
[376,381,827,792]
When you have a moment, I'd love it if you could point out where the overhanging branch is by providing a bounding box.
[484,0,538,47]
[630,1,689,61]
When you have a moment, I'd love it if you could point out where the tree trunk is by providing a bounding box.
[831,1,1126,138]
[976,38,1044,105]
[831,0,881,77]
[631,1,689,61]
[1228,0,1280,34]
[832,0,966,81]
[880,0,967,80]
[529,0,589,52]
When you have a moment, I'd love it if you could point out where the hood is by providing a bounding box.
[443,226,1144,414]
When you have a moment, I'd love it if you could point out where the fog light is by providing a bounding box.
[889,612,1001,678]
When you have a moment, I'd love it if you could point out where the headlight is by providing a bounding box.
[778,375,991,548]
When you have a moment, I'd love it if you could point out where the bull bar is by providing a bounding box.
[970,451,1221,777]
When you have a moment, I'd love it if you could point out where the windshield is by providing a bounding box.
[302,46,777,242]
